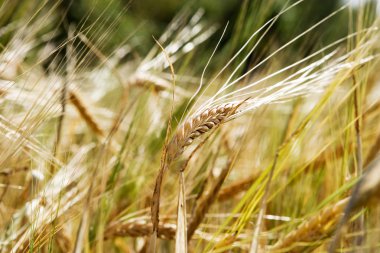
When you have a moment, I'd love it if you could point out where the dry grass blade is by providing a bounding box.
[73,209,90,253]
[250,152,280,253]
[351,74,365,249]
[175,171,187,253]
[55,227,73,253]
[364,132,380,166]
[217,173,260,201]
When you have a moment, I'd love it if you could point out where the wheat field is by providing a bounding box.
[0,0,380,252]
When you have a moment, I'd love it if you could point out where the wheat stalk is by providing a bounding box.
[187,159,232,241]
[175,171,187,253]
[329,156,380,252]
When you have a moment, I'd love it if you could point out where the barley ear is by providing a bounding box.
[167,101,245,161]
[69,89,105,138]
[270,198,348,253]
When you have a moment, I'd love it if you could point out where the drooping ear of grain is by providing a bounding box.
[69,89,105,137]
[149,102,242,251]
[272,156,380,253]
[104,221,176,240]
[270,198,348,253]
[167,102,240,161]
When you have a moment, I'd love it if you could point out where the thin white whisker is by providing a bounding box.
[214,5,349,100]
[181,22,229,123]
[195,0,305,111]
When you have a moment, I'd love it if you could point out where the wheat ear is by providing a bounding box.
[104,221,176,240]
[167,102,241,161]
[68,89,105,138]
[150,101,244,246]
[269,198,348,253]
[150,94,246,248]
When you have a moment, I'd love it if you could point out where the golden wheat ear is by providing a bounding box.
[167,99,248,162]
[270,198,348,253]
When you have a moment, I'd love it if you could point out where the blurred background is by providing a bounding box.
[0,0,378,74]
